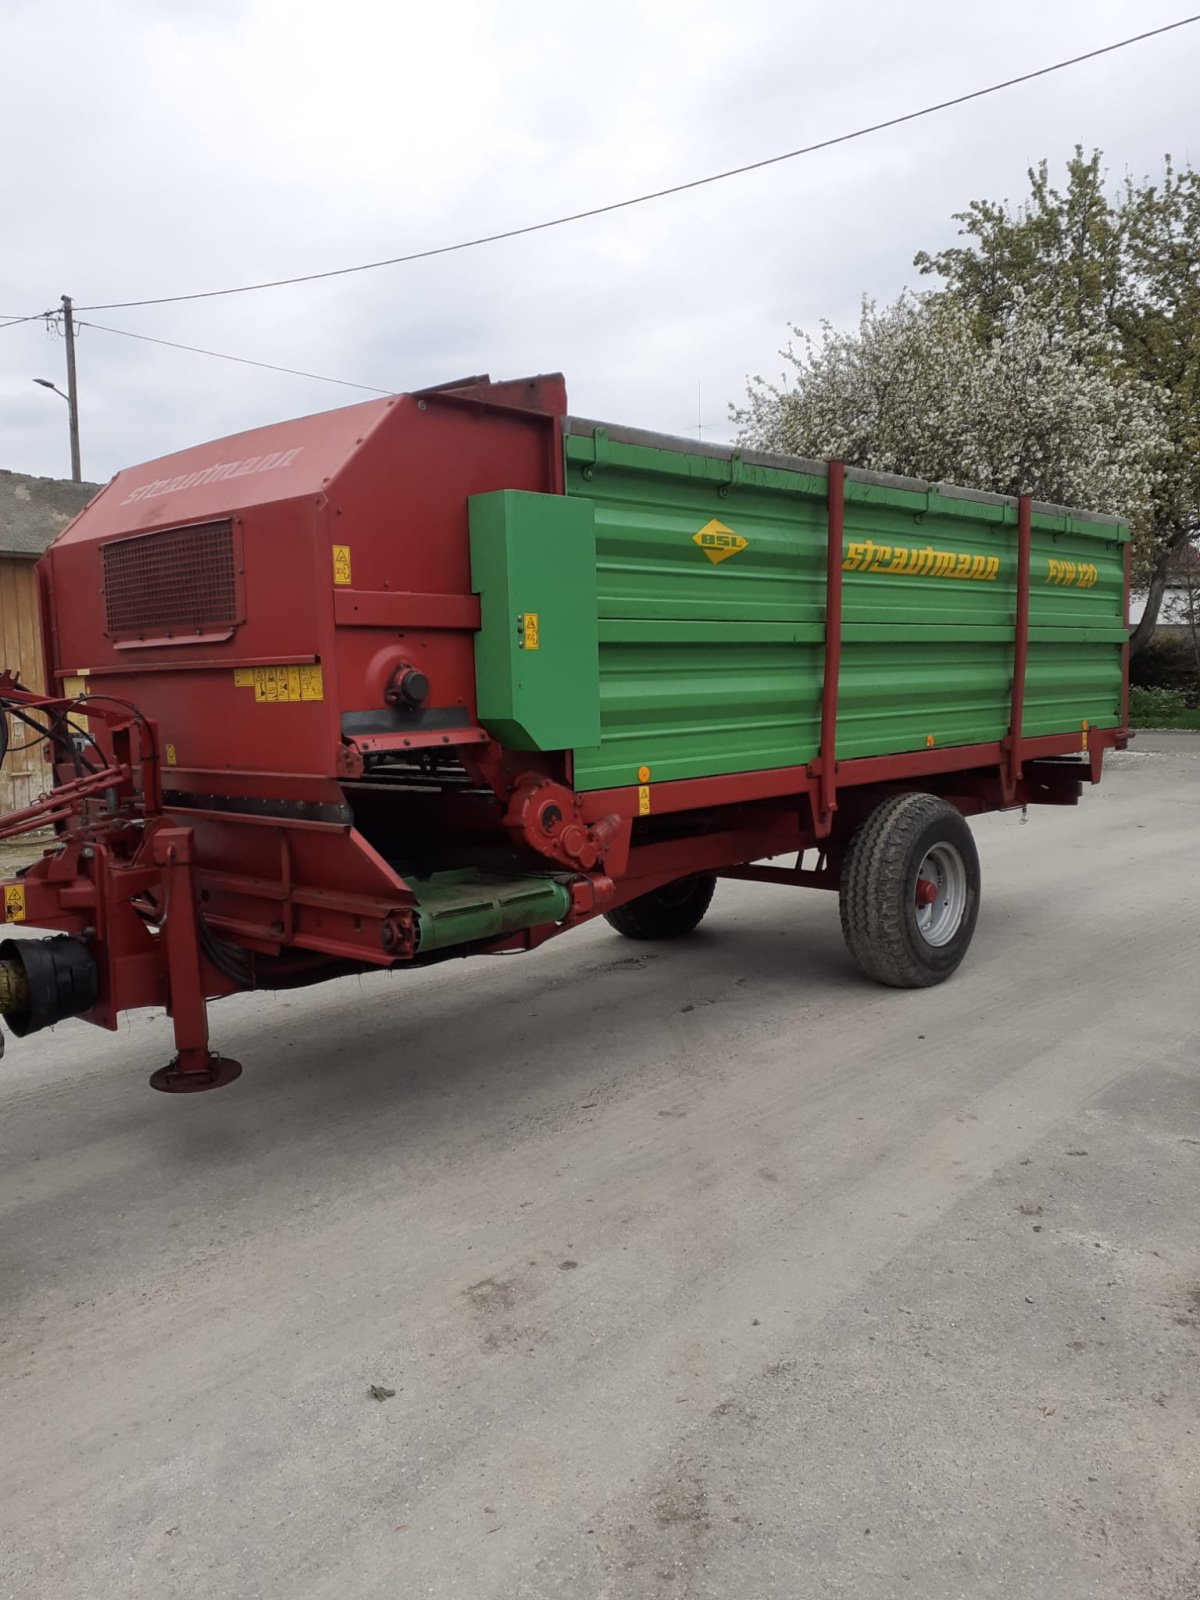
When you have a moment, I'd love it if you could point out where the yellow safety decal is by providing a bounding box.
[518,612,540,650]
[637,784,651,816]
[1046,559,1098,588]
[164,743,178,765]
[62,675,88,699]
[332,544,352,586]
[843,541,999,581]
[693,519,748,565]
[3,883,26,923]
[1081,719,1089,751]
[232,664,324,703]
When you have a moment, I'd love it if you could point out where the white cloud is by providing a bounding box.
[1,0,1195,479]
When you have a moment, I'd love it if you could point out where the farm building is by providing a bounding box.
[0,469,100,812]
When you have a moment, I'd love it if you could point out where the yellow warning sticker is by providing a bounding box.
[233,664,324,703]
[164,743,178,765]
[62,675,88,699]
[693,518,748,565]
[519,612,540,650]
[3,883,26,923]
[332,545,352,586]
[637,784,651,816]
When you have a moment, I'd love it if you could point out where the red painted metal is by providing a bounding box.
[579,726,1121,828]
[0,374,1128,1091]
[333,590,481,631]
[0,764,128,840]
[1121,538,1131,734]
[915,879,938,907]
[147,826,242,1092]
[1006,494,1033,796]
[815,460,845,829]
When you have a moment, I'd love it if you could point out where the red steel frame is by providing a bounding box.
[0,377,1129,1088]
[815,460,845,831]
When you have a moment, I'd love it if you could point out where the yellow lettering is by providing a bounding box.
[868,545,893,572]
[843,541,869,571]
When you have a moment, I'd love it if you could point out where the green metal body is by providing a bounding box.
[468,424,1126,792]
[562,427,1126,789]
[468,489,600,751]
[411,871,572,953]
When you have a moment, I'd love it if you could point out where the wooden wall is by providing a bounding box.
[0,555,51,813]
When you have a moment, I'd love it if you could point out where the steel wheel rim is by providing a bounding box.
[914,843,968,947]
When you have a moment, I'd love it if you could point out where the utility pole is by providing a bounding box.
[61,294,81,482]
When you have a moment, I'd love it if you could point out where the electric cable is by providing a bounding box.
[67,15,1200,314]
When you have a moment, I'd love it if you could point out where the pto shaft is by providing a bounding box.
[0,959,29,1015]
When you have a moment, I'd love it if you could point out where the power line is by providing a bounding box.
[58,13,1200,314]
[76,320,394,395]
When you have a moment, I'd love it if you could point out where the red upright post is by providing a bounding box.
[149,827,241,1093]
[1007,494,1033,793]
[1121,538,1131,731]
[817,461,845,828]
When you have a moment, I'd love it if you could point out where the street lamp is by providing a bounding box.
[33,377,69,403]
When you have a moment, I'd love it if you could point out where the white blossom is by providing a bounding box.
[732,292,1169,525]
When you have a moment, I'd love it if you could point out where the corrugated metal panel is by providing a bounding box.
[564,428,1126,790]
[0,555,51,813]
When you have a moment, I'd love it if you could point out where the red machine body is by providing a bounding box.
[0,374,1125,1091]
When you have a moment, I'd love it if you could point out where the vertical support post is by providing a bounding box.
[61,294,81,483]
[148,827,241,1092]
[1007,494,1033,793]
[817,461,845,828]
[1121,538,1131,731]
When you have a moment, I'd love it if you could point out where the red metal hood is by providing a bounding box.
[53,396,395,546]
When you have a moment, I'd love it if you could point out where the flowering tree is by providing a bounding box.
[915,150,1200,652]
[736,150,1198,653]
[732,291,1166,524]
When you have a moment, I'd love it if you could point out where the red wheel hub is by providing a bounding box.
[915,878,938,907]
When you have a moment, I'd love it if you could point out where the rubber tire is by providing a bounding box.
[604,874,717,941]
[839,793,980,988]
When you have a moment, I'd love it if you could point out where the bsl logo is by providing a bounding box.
[693,519,748,565]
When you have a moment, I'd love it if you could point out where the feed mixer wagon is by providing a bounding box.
[0,374,1128,1090]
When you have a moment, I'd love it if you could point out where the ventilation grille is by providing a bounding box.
[103,520,241,640]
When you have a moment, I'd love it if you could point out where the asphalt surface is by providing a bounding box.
[2,739,1198,1599]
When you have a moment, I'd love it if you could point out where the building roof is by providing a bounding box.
[0,469,102,558]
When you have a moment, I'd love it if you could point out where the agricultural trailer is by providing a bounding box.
[0,373,1129,1091]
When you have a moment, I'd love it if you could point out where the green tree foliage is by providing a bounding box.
[915,149,1200,651]
[736,150,1198,652]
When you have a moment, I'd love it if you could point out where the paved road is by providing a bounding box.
[2,744,1198,1599]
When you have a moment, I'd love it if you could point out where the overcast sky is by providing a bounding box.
[1,0,1196,484]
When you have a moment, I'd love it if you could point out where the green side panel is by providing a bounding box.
[411,870,571,953]
[469,489,600,751]
[564,429,1127,790]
